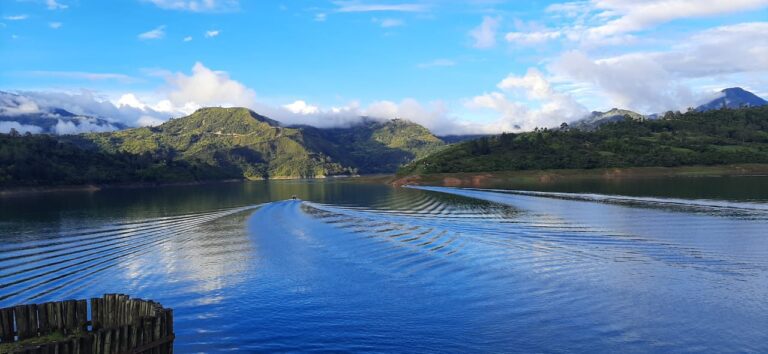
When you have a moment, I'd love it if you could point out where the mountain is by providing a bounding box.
[0,107,446,187]
[697,87,768,111]
[570,108,646,131]
[398,106,768,176]
[298,118,445,174]
[0,91,125,134]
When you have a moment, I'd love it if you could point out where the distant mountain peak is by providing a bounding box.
[697,87,767,111]
[178,107,280,130]
[570,108,645,130]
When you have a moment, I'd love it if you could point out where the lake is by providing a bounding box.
[1,176,768,352]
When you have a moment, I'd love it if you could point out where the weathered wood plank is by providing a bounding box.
[14,304,38,340]
[0,307,15,341]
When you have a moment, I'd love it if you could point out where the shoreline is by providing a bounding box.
[0,174,392,197]
[391,164,768,188]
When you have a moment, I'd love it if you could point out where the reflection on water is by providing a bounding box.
[1,178,768,352]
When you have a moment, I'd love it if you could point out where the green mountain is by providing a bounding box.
[398,106,768,176]
[84,107,352,180]
[0,107,445,188]
[570,108,646,131]
[299,118,445,174]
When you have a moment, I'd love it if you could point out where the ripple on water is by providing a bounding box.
[1,186,767,352]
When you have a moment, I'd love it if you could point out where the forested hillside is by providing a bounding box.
[399,107,768,175]
[0,107,445,188]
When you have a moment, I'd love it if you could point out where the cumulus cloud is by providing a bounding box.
[470,16,499,49]
[467,68,588,131]
[0,121,43,134]
[283,100,319,115]
[163,62,257,111]
[0,94,41,116]
[139,25,166,40]
[550,22,768,112]
[183,36,192,42]
[54,119,118,135]
[205,30,220,38]
[46,0,68,10]
[363,99,472,134]
[144,0,239,12]
[15,90,173,129]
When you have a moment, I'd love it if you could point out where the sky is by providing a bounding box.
[1,0,768,134]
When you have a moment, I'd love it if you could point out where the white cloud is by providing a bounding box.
[138,115,165,127]
[164,62,257,111]
[139,25,166,40]
[0,94,41,116]
[49,22,62,29]
[2,90,173,131]
[54,119,118,135]
[26,71,138,83]
[205,30,220,38]
[116,93,149,110]
[3,15,29,21]
[315,13,328,22]
[550,22,768,112]
[417,58,456,69]
[470,16,499,49]
[467,68,588,131]
[0,121,43,134]
[183,36,193,42]
[505,30,561,44]
[586,0,768,38]
[375,18,404,28]
[46,0,68,10]
[535,0,768,46]
[362,99,487,135]
[284,100,320,115]
[144,0,239,12]
[334,1,427,13]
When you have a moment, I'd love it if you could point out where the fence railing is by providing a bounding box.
[0,294,173,354]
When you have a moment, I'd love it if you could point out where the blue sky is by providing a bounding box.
[2,0,768,133]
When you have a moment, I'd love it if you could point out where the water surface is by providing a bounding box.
[1,177,767,352]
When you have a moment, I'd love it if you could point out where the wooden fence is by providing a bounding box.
[0,294,173,354]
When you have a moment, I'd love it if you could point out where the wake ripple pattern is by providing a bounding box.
[0,205,259,306]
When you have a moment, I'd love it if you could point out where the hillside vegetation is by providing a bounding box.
[0,107,444,188]
[399,106,768,175]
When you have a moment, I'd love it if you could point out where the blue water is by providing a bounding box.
[1,180,768,352]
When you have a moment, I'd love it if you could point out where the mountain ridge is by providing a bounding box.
[0,107,446,187]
